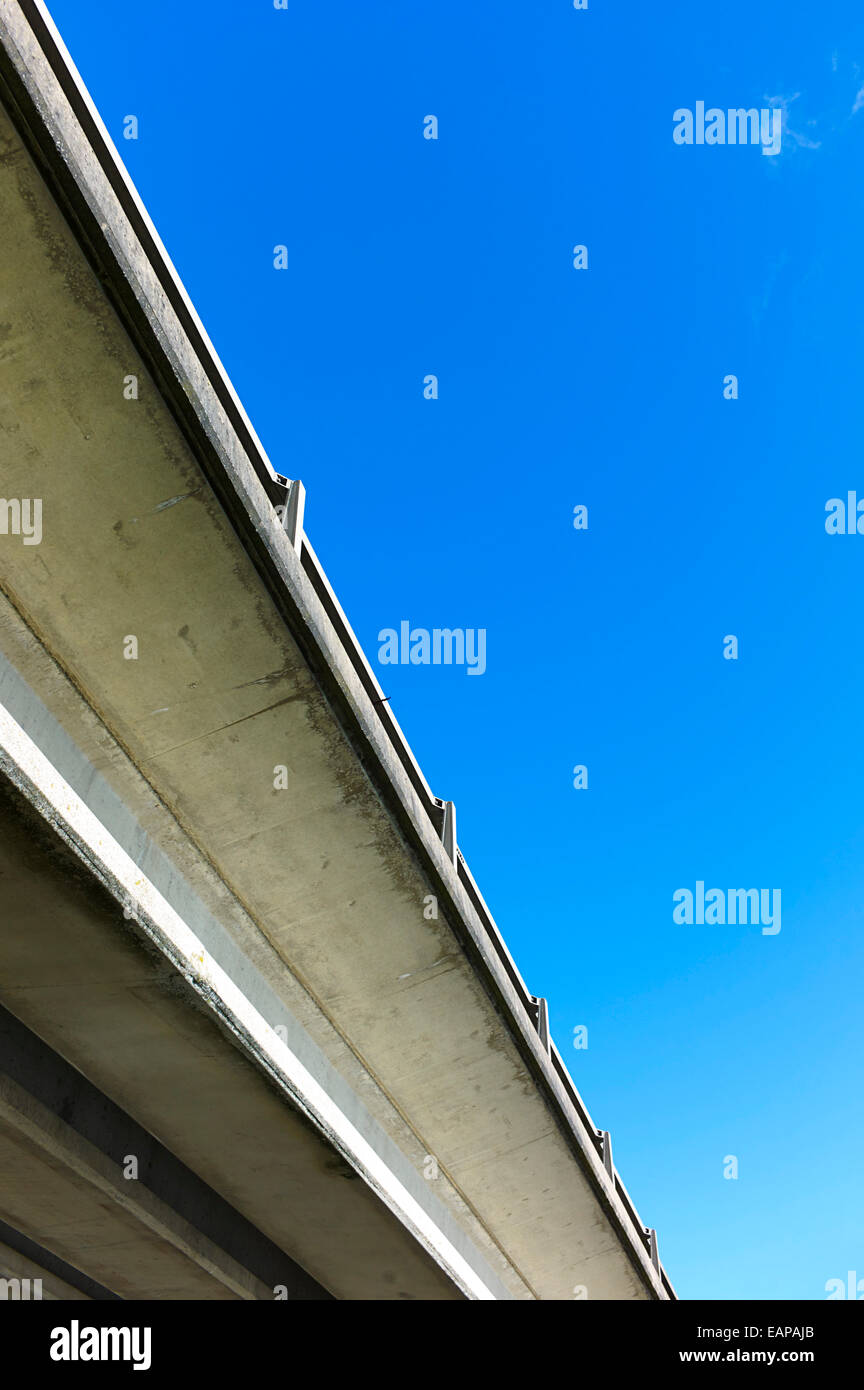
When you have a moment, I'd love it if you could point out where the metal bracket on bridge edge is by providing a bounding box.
[646,1227,660,1272]
[599,1129,614,1178]
[436,799,457,866]
[275,475,305,555]
[531,995,550,1054]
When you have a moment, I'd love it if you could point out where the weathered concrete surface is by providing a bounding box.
[0,735,478,1301]
[0,0,673,1300]
[0,1072,270,1301]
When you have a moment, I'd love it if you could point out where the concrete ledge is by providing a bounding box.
[0,0,674,1300]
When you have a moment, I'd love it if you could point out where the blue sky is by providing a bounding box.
[45,0,864,1299]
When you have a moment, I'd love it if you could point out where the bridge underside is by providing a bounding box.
[0,771,455,1300]
[0,1,671,1301]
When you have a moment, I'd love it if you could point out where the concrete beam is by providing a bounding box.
[0,1005,331,1301]
[0,0,674,1300]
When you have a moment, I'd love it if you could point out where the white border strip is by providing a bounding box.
[0,698,496,1301]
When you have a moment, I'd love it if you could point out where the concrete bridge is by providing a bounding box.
[0,1,674,1301]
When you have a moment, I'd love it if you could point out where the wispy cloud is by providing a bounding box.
[765,93,822,150]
